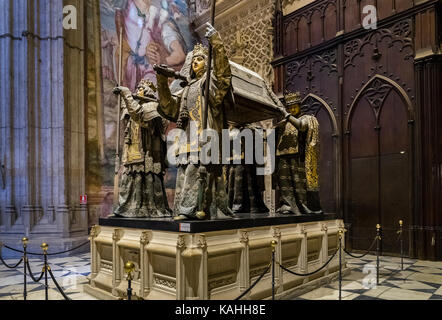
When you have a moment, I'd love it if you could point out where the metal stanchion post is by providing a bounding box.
[399,220,404,271]
[271,240,277,301]
[376,224,381,286]
[41,243,49,300]
[124,261,135,301]
[338,230,343,301]
[22,237,28,301]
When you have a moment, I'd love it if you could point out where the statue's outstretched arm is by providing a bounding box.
[156,73,181,122]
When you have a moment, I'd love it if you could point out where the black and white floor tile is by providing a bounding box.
[1,252,442,300]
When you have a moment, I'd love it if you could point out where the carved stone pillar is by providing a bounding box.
[197,235,208,299]
[0,0,88,253]
[299,225,308,273]
[272,227,283,294]
[321,223,329,265]
[239,230,250,298]
[176,235,186,300]
[89,225,100,279]
[139,231,150,298]
[112,228,123,295]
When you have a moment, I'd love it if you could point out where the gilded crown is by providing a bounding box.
[284,92,302,106]
[193,43,209,58]
[138,79,156,91]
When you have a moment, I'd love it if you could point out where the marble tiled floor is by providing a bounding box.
[1,252,442,300]
[0,253,96,300]
[295,254,442,300]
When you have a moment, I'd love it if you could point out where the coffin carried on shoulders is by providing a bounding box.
[171,56,284,125]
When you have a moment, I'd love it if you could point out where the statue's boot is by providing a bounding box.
[277,204,302,216]
[301,203,323,215]
[215,207,237,220]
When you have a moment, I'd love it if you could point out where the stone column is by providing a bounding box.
[89,225,100,279]
[299,225,308,273]
[112,228,123,296]
[272,227,283,295]
[139,231,150,298]
[176,235,186,300]
[321,223,329,265]
[0,0,89,255]
[239,230,250,298]
[197,235,208,300]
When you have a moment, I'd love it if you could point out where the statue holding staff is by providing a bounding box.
[113,79,172,218]
[153,22,235,221]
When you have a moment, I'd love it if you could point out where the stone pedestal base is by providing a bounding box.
[86,215,346,300]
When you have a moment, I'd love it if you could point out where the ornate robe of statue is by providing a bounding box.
[155,27,234,220]
[227,125,269,214]
[114,86,172,218]
[274,93,323,215]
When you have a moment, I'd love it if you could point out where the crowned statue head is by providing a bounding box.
[190,43,209,79]
[136,79,157,98]
[284,92,303,117]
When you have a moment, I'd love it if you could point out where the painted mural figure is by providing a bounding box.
[275,92,323,215]
[227,124,269,215]
[113,79,172,218]
[154,23,236,221]
[115,0,187,90]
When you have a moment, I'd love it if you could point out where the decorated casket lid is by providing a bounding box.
[227,61,284,125]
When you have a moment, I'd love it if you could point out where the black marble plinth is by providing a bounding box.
[99,213,338,233]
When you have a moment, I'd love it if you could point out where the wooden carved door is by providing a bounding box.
[346,75,414,255]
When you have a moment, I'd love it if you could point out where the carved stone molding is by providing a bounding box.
[155,276,176,289]
[209,275,236,291]
[177,235,186,249]
[197,235,207,249]
[112,228,123,241]
[239,231,249,244]
[272,227,281,238]
[140,231,150,246]
[89,225,100,239]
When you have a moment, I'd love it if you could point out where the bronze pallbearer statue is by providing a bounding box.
[275,92,323,215]
[154,23,236,221]
[113,80,172,218]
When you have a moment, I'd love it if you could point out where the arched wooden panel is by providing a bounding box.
[316,107,336,214]
[324,3,337,41]
[344,0,360,32]
[349,98,378,250]
[301,94,339,215]
[284,20,298,55]
[379,90,410,254]
[310,9,323,47]
[347,75,414,254]
[298,16,310,51]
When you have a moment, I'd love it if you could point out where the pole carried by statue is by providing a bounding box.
[113,26,124,206]
[196,0,217,218]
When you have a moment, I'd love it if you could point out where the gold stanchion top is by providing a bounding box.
[271,240,277,251]
[124,261,136,275]
[338,230,344,238]
[41,242,49,252]
[376,224,381,230]
[22,237,29,246]
[399,220,403,226]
